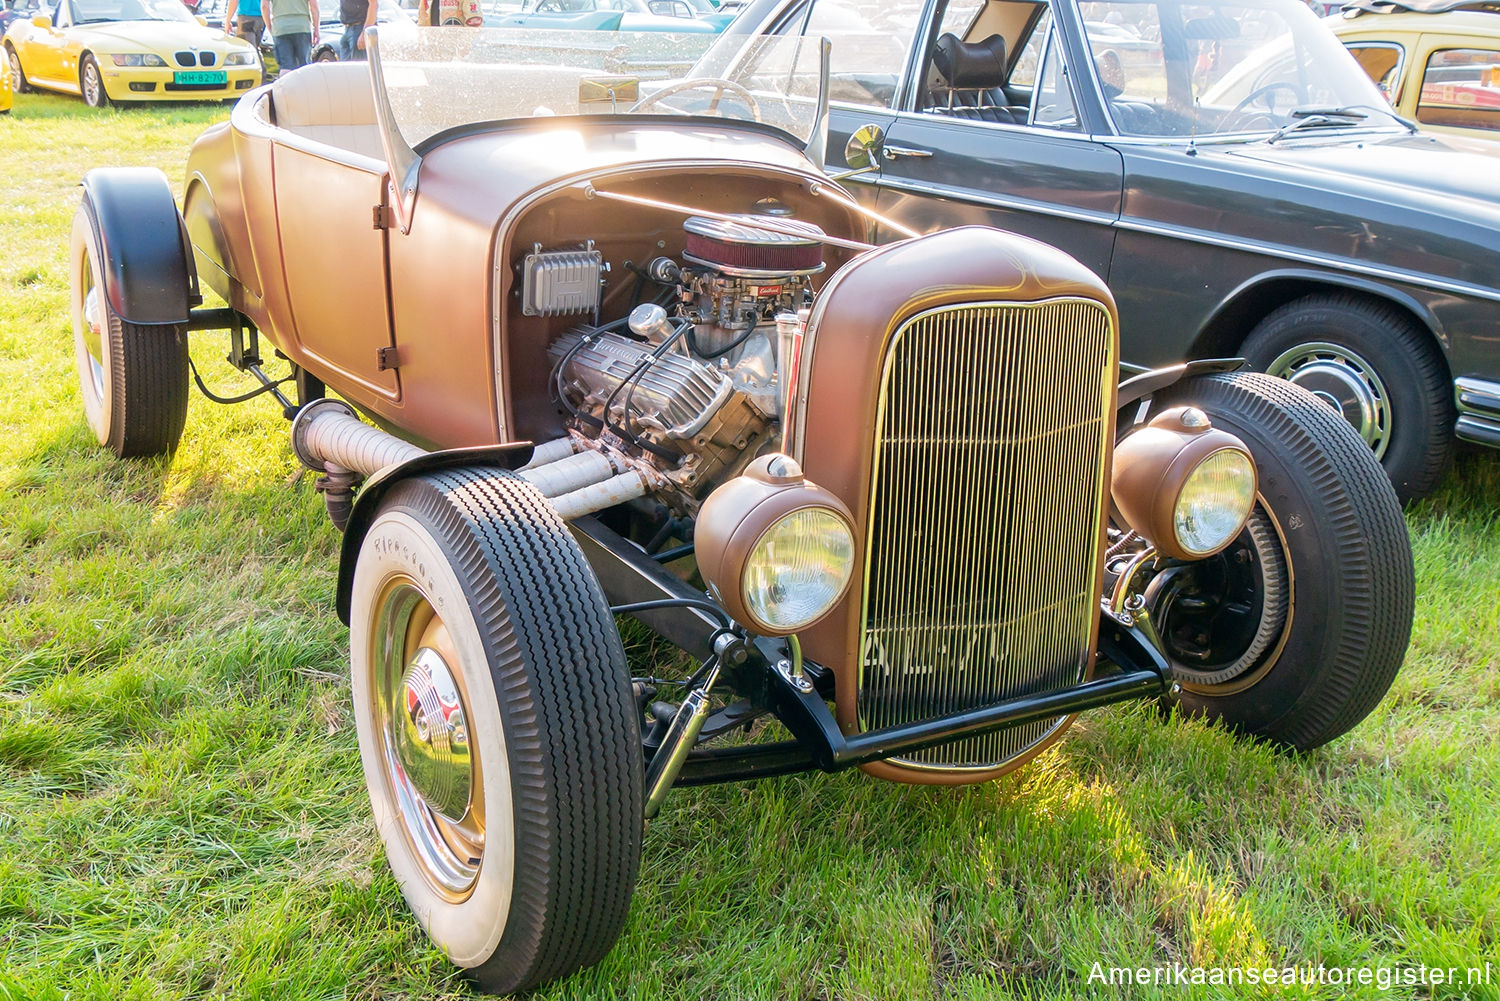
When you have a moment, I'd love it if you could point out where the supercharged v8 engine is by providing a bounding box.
[520,213,826,519]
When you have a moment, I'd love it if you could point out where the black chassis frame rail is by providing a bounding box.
[571,516,1173,787]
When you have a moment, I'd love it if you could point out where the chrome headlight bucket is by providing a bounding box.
[1112,407,1257,560]
[695,454,855,636]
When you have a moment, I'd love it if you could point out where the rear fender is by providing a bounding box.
[79,168,197,325]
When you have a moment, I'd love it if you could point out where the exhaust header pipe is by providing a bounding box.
[291,401,649,530]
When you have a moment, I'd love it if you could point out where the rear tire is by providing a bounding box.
[6,43,31,94]
[69,206,190,458]
[1150,372,1413,751]
[1240,293,1452,502]
[80,53,108,108]
[350,469,642,994]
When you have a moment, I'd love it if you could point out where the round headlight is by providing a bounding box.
[223,51,256,65]
[695,454,857,637]
[741,507,855,633]
[1111,406,1259,561]
[1173,447,1256,555]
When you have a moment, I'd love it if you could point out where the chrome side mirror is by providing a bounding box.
[842,123,886,173]
[826,124,887,181]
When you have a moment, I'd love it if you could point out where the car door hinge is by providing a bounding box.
[376,346,401,371]
[372,204,393,229]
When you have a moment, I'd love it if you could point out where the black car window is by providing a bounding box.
[1345,41,1405,101]
[921,0,1049,123]
[1416,47,1500,131]
[1032,20,1082,127]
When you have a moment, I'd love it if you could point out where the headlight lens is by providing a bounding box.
[223,50,255,65]
[110,53,167,66]
[1173,448,1256,556]
[741,507,855,633]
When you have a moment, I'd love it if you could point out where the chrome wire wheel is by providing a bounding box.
[1265,340,1391,460]
[369,577,486,899]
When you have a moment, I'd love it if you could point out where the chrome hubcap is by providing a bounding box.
[393,646,473,823]
[84,64,99,104]
[1267,341,1390,459]
[82,278,105,401]
[374,581,484,897]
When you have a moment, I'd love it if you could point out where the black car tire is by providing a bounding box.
[7,43,32,93]
[313,46,336,62]
[349,469,642,995]
[68,206,191,458]
[1240,292,1452,502]
[1149,372,1413,751]
[80,53,109,107]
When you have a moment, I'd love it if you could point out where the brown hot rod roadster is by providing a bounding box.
[69,26,1413,993]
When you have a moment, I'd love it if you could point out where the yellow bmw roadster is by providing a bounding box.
[5,0,259,107]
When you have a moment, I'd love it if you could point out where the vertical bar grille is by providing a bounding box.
[857,299,1113,771]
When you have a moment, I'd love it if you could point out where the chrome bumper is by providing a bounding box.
[1455,377,1500,448]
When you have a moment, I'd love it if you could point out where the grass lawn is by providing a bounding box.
[1,92,1498,1001]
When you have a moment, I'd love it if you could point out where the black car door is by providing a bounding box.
[846,0,1124,283]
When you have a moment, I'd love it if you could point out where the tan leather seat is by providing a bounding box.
[270,62,385,160]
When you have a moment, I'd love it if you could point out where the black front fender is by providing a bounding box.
[80,167,196,325]
[334,444,535,624]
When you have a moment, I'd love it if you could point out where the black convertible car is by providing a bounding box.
[720,0,1500,500]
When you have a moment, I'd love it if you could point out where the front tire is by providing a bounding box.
[80,53,108,107]
[1240,293,1453,502]
[350,469,643,994]
[68,206,190,458]
[7,43,31,94]
[1149,372,1413,751]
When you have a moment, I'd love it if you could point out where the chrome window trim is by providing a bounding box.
[1343,39,1407,104]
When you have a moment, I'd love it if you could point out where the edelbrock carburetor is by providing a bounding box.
[541,212,827,515]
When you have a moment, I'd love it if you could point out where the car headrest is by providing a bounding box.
[933,33,1008,90]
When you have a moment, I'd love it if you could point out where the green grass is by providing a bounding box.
[2,93,1499,1000]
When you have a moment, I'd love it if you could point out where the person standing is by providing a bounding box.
[265,0,318,74]
[222,0,264,54]
[337,0,375,61]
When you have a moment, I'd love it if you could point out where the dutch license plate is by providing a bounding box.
[174,70,226,85]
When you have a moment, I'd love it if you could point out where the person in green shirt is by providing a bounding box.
[264,0,319,73]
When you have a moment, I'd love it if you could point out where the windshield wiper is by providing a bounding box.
[1270,104,1418,143]
[1267,106,1369,143]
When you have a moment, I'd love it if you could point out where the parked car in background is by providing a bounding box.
[67,25,1412,991]
[5,0,259,106]
[491,0,727,30]
[0,40,10,108]
[715,0,1500,501]
[1333,0,1500,140]
[310,0,412,60]
[0,0,48,35]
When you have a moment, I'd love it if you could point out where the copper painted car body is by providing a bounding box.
[67,25,1414,992]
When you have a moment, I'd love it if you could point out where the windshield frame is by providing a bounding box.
[365,26,832,233]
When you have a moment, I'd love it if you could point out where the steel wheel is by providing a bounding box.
[367,576,488,899]
[68,201,190,457]
[350,469,642,993]
[80,54,107,108]
[1264,340,1390,460]
[1150,372,1412,750]
[1241,292,1453,502]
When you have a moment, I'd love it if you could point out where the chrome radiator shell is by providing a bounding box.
[854,298,1115,773]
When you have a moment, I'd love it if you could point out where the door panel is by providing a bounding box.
[871,114,1123,280]
[271,144,400,398]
